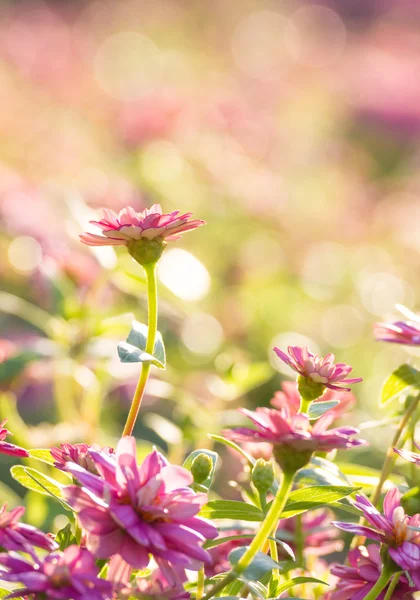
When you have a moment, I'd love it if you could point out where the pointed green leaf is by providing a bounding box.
[29,449,55,466]
[118,321,165,368]
[0,589,23,600]
[381,364,420,405]
[308,400,339,420]
[199,500,265,522]
[279,485,360,519]
[274,576,328,596]
[229,547,285,581]
[56,523,77,551]
[204,534,295,560]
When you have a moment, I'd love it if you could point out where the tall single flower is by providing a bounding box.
[79,205,205,247]
[273,346,362,392]
[374,304,420,345]
[63,437,217,586]
[0,419,29,458]
[333,488,420,581]
[51,443,114,475]
[329,544,415,600]
[0,545,113,600]
[0,504,57,557]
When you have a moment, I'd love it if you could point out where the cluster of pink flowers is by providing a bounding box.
[63,436,217,586]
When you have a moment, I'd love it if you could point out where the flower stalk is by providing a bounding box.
[122,262,158,436]
[361,562,393,600]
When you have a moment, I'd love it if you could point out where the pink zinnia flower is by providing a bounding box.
[223,406,366,453]
[0,545,113,600]
[205,528,253,577]
[271,381,356,420]
[374,305,420,345]
[273,346,362,392]
[0,419,29,458]
[79,205,205,247]
[333,488,420,583]
[0,504,57,557]
[51,443,114,475]
[329,544,415,600]
[63,437,217,586]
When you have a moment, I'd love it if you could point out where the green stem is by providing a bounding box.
[196,567,205,599]
[202,470,295,600]
[361,565,393,600]
[383,572,402,600]
[122,263,158,437]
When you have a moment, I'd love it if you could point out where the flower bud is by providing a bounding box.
[127,238,166,266]
[191,453,213,484]
[251,458,275,492]
[297,375,326,412]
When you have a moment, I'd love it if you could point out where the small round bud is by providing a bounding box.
[127,238,166,266]
[297,375,326,412]
[273,446,313,474]
[251,459,275,492]
[191,453,213,484]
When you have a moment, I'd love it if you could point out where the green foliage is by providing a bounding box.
[381,364,420,405]
[10,465,71,511]
[56,523,77,551]
[273,576,328,596]
[29,449,55,466]
[117,321,166,368]
[200,500,265,521]
[308,400,339,419]
[229,546,284,581]
[279,485,360,519]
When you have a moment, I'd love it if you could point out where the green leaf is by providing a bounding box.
[10,465,71,511]
[0,351,43,382]
[274,576,328,596]
[183,449,218,492]
[381,364,420,405]
[279,485,359,519]
[208,434,255,467]
[117,321,165,369]
[200,500,265,522]
[0,589,23,600]
[229,547,284,581]
[204,534,295,560]
[29,449,55,466]
[0,481,21,506]
[308,400,339,420]
[56,523,77,551]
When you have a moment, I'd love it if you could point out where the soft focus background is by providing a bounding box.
[1,0,420,530]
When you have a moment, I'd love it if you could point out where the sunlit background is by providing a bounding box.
[1,0,420,528]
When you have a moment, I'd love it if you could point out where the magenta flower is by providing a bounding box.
[333,488,420,581]
[329,544,415,600]
[394,442,420,466]
[0,504,57,557]
[273,346,362,392]
[121,571,190,599]
[0,545,113,599]
[79,205,205,247]
[223,406,366,453]
[205,528,252,577]
[0,419,29,458]
[51,443,114,475]
[374,304,420,345]
[271,381,356,420]
[63,437,217,586]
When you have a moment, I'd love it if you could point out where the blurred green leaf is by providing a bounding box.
[200,500,264,521]
[183,448,218,491]
[29,449,55,466]
[204,533,294,560]
[0,482,21,507]
[56,523,77,551]
[209,434,255,467]
[0,589,22,599]
[0,351,43,382]
[10,465,71,511]
[117,321,165,369]
[273,576,328,596]
[381,364,420,405]
[308,400,339,420]
[229,546,285,581]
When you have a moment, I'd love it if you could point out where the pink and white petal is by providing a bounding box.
[79,233,125,246]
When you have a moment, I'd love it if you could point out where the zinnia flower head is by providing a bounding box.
[63,437,217,586]
[0,419,29,458]
[223,405,366,472]
[374,304,420,345]
[329,544,415,600]
[80,205,204,265]
[333,488,420,581]
[51,443,114,475]
[0,504,57,557]
[273,346,362,393]
[0,545,113,600]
